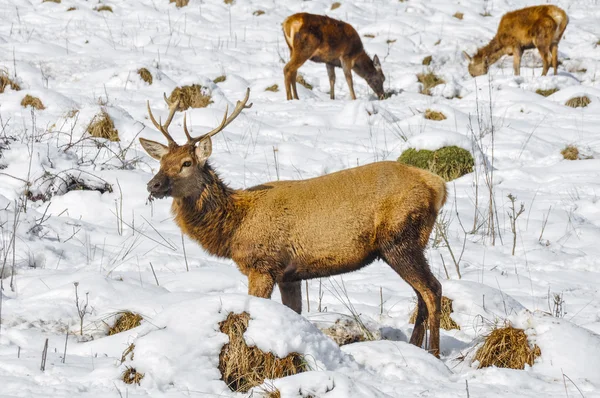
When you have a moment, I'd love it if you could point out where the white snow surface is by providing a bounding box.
[1,0,600,397]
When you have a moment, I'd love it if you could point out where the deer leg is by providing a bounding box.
[538,45,551,76]
[278,281,302,314]
[248,270,275,298]
[340,58,357,100]
[411,290,429,348]
[551,43,558,75]
[326,64,336,100]
[513,47,522,76]
[284,50,310,100]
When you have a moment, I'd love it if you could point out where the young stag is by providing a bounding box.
[139,89,446,357]
[282,13,385,100]
[464,5,568,77]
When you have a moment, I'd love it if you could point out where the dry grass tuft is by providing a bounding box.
[120,343,135,364]
[296,74,313,90]
[453,12,464,20]
[265,84,279,92]
[224,0,235,4]
[21,95,45,110]
[561,145,579,160]
[424,109,446,121]
[86,110,119,142]
[65,109,79,118]
[321,318,377,346]
[43,0,61,3]
[95,5,113,12]
[409,296,459,330]
[536,88,559,97]
[422,55,432,66]
[363,33,376,38]
[565,95,591,108]
[137,68,152,85]
[213,75,227,83]
[218,312,307,392]
[253,10,265,16]
[67,6,76,11]
[474,325,541,369]
[398,146,474,181]
[331,2,341,10]
[417,71,445,95]
[0,70,21,93]
[170,0,189,7]
[108,311,143,335]
[122,366,144,385]
[168,84,213,111]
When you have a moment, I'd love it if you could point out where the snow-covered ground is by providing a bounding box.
[1,0,600,396]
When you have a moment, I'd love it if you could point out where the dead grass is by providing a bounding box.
[21,95,45,110]
[363,33,376,38]
[67,6,76,11]
[218,312,307,392]
[424,109,446,121]
[321,318,379,346]
[122,366,144,385]
[422,55,432,66]
[417,71,445,95]
[253,10,265,16]
[561,145,579,160]
[108,311,143,335]
[168,84,213,111]
[95,5,113,12]
[65,109,79,118]
[137,68,152,85]
[43,0,61,3]
[453,12,464,20]
[170,0,189,7]
[213,75,227,83]
[265,84,279,92]
[86,110,119,142]
[474,325,541,369]
[536,88,559,97]
[331,2,341,10]
[224,0,235,4]
[296,74,313,90]
[565,95,591,108]
[120,343,135,364]
[0,70,21,93]
[409,296,460,330]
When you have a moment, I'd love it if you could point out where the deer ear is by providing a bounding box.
[373,54,382,70]
[462,51,472,61]
[195,137,212,165]
[139,137,169,160]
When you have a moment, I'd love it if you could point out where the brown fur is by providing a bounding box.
[282,13,385,100]
[465,5,568,77]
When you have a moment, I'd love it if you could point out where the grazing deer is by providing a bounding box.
[282,13,385,100]
[464,5,568,77]
[139,89,446,357]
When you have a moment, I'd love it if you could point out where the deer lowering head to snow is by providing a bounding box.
[139,89,446,357]
[464,5,568,77]
[282,13,385,100]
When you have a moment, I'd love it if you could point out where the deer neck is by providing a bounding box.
[477,37,507,65]
[172,164,245,259]
[352,52,376,80]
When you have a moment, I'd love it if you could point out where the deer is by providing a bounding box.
[139,89,446,357]
[282,13,385,101]
[464,5,568,77]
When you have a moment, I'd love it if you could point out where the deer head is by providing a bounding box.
[463,51,489,77]
[139,88,252,199]
[367,55,386,99]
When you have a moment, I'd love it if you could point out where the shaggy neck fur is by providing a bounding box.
[172,163,245,258]
[475,38,507,65]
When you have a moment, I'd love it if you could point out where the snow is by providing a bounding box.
[1,0,600,396]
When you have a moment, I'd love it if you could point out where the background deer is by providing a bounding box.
[139,89,446,357]
[464,5,568,77]
[282,13,385,100]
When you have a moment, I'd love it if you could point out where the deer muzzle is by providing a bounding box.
[147,173,171,199]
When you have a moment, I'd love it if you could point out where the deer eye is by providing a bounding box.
[182,160,192,168]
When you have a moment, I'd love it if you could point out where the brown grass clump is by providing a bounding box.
[422,55,432,66]
[224,0,235,4]
[0,71,21,93]
[424,109,446,121]
[417,71,445,95]
[474,325,541,369]
[565,96,591,108]
[21,95,45,110]
[265,84,279,92]
[95,5,113,12]
[331,2,341,10]
[86,110,119,142]
[170,0,189,7]
[253,10,265,16]
[453,12,464,20]
[168,84,213,111]
[120,343,136,363]
[218,312,307,392]
[363,33,376,39]
[122,366,144,385]
[409,296,460,330]
[108,311,143,335]
[561,145,579,160]
[137,68,152,85]
[213,75,227,83]
[535,88,558,97]
[43,0,61,3]
[67,6,76,11]
[296,74,313,90]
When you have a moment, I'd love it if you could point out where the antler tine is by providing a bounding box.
[162,93,180,131]
[183,113,193,142]
[147,100,176,144]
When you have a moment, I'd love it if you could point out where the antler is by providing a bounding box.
[186,88,253,145]
[146,94,180,146]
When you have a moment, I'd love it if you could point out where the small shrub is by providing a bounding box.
[417,71,445,95]
[474,325,541,369]
[409,296,459,330]
[422,55,432,66]
[108,311,143,335]
[0,70,21,93]
[137,68,152,85]
[536,88,559,97]
[95,5,113,12]
[213,75,227,83]
[169,0,189,7]
[253,10,265,16]
[21,95,45,110]
[168,84,213,111]
[122,366,144,385]
[398,146,474,181]
[86,110,119,141]
[453,12,464,20]
[561,145,579,160]
[424,109,446,121]
[296,74,313,90]
[331,2,341,10]
[565,96,591,108]
[218,312,307,392]
[265,84,279,92]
